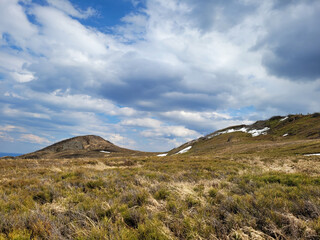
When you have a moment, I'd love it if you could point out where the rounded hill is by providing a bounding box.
[18,135,137,159]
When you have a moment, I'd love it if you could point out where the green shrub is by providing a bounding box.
[86,179,105,189]
[166,201,178,214]
[121,189,148,208]
[32,190,54,204]
[185,196,199,208]
[208,188,218,198]
[122,208,145,228]
[154,188,170,201]
[137,220,169,240]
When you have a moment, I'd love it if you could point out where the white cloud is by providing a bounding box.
[47,0,96,19]
[0,132,14,142]
[121,117,200,140]
[0,125,25,132]
[30,5,108,58]
[106,133,136,148]
[1,0,320,153]
[10,71,36,83]
[19,134,51,144]
[160,110,253,133]
[121,118,162,128]
[3,105,50,119]
[0,0,37,48]
[141,125,200,138]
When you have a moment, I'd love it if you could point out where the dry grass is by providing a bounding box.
[0,153,320,239]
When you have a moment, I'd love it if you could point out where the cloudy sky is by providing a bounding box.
[0,0,320,154]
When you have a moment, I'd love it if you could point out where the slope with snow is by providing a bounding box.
[208,127,270,139]
[304,153,320,156]
[157,153,168,157]
[175,146,192,154]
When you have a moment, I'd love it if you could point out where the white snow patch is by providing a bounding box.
[247,127,270,137]
[157,153,168,157]
[280,116,288,122]
[283,133,289,137]
[208,127,247,138]
[176,146,192,154]
[100,151,110,154]
[304,153,320,156]
[208,127,269,138]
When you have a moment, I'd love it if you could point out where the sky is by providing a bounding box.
[0,0,320,154]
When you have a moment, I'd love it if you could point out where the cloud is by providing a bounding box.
[0,124,25,132]
[107,133,136,149]
[160,110,253,133]
[0,132,14,142]
[19,134,51,144]
[141,126,199,139]
[256,1,320,81]
[0,0,320,153]
[10,71,36,83]
[47,0,96,19]
[3,105,50,119]
[122,117,200,138]
[0,0,37,48]
[121,118,162,128]
[185,0,258,32]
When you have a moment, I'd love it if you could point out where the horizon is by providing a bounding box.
[1,0,320,153]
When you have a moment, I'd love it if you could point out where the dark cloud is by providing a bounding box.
[99,56,183,109]
[28,62,96,93]
[258,1,320,81]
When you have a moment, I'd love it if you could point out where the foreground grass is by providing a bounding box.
[0,155,320,239]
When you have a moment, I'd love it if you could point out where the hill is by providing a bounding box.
[167,113,320,156]
[16,135,140,159]
[1,114,320,239]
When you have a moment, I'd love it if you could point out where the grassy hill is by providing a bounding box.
[16,135,146,159]
[168,113,320,157]
[0,114,320,239]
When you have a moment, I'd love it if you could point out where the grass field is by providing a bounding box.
[1,152,320,239]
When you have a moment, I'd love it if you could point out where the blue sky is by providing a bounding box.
[0,0,320,154]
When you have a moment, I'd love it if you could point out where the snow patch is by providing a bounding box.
[176,146,192,154]
[157,153,168,157]
[304,153,320,156]
[208,127,247,138]
[100,151,110,154]
[247,127,270,137]
[208,127,269,138]
[280,116,288,122]
[283,133,289,137]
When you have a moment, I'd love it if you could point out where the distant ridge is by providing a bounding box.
[2,113,320,159]
[16,135,139,159]
[166,113,320,156]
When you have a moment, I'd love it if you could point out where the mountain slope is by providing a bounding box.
[17,135,138,159]
[167,113,320,156]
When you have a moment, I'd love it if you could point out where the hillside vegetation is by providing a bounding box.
[17,135,142,159]
[0,113,320,239]
[169,113,320,157]
[1,154,320,239]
